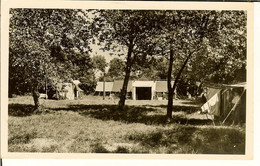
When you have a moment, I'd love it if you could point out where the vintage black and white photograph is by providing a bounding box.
[3,2,253,157]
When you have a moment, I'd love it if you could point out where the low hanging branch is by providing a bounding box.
[167,50,196,119]
[172,50,196,91]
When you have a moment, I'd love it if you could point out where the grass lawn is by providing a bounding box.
[8,95,245,154]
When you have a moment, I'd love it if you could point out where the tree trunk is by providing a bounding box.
[32,88,40,110]
[167,88,174,119]
[167,49,174,119]
[167,50,194,119]
[103,72,106,100]
[118,41,134,110]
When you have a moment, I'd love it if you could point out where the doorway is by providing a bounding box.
[136,87,152,100]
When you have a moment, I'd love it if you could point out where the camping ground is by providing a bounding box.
[8,95,245,154]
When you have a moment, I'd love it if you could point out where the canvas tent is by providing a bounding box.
[112,80,133,93]
[112,80,133,99]
[155,81,175,100]
[54,80,83,100]
[200,82,246,124]
[95,82,114,95]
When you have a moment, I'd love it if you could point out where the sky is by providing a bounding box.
[90,43,126,63]
[90,43,127,77]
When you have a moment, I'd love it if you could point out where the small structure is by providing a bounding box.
[55,80,83,100]
[132,81,156,100]
[112,80,132,92]
[39,93,48,99]
[200,82,246,124]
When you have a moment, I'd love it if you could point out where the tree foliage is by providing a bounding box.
[92,55,107,81]
[9,9,94,108]
[187,11,247,84]
[105,57,125,81]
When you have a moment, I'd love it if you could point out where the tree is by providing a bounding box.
[152,57,169,80]
[92,54,107,87]
[92,55,107,74]
[131,56,170,80]
[143,11,211,119]
[9,38,52,108]
[60,50,96,94]
[187,11,247,85]
[9,9,93,109]
[106,57,125,81]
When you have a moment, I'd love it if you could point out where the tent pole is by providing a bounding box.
[45,78,47,99]
[222,89,245,124]
[103,73,105,100]
[210,114,215,126]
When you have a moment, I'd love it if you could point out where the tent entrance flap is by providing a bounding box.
[136,87,152,100]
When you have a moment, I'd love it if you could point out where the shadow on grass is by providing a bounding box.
[9,104,35,117]
[68,104,168,125]
[58,104,211,125]
[144,104,200,114]
[127,126,245,154]
[8,103,211,125]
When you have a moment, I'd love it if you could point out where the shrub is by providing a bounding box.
[91,143,109,153]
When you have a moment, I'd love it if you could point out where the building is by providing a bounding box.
[95,80,176,100]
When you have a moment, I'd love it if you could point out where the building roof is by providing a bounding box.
[132,81,155,87]
[155,81,174,92]
[112,80,133,92]
[95,82,114,92]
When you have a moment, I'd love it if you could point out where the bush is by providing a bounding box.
[91,143,109,153]
[114,146,129,153]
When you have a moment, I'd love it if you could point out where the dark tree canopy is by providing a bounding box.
[92,55,107,74]
[9,9,95,108]
[105,57,125,81]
